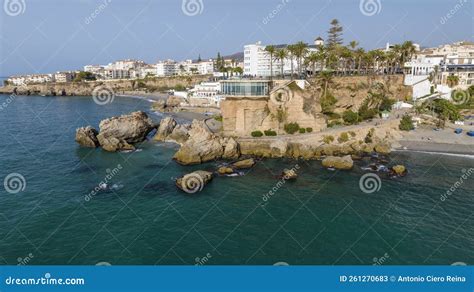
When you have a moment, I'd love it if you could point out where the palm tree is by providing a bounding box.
[355,48,365,75]
[447,75,460,88]
[306,52,319,77]
[275,48,288,78]
[287,44,298,80]
[293,41,308,78]
[265,45,276,80]
[318,70,334,99]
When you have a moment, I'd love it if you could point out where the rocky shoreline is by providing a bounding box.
[75,112,407,193]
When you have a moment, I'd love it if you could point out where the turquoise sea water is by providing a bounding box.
[0,95,473,265]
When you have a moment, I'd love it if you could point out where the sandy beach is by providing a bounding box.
[396,126,474,155]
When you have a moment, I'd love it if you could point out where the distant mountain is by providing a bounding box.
[223,52,244,62]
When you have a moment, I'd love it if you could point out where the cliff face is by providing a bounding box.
[221,75,410,137]
[0,75,211,96]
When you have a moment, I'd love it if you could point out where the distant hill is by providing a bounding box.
[223,52,244,62]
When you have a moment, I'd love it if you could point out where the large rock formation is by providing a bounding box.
[322,155,354,170]
[154,117,177,142]
[171,120,241,165]
[75,126,99,148]
[176,170,213,194]
[76,111,155,152]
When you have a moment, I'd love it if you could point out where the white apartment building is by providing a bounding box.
[138,65,158,78]
[54,71,75,83]
[244,38,323,77]
[188,82,223,106]
[157,60,178,77]
[84,65,104,73]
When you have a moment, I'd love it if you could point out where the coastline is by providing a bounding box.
[395,141,474,157]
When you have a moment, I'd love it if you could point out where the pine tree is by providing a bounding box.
[198,54,202,62]
[327,19,343,49]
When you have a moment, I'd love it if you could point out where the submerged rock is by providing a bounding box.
[282,168,298,180]
[391,165,407,177]
[176,170,213,194]
[217,166,234,175]
[232,158,255,169]
[75,126,99,148]
[322,155,354,170]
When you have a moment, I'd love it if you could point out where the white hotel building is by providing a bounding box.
[244,38,324,77]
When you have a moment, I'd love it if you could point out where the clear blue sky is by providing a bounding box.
[0,0,472,76]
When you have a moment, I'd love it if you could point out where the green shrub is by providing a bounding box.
[364,128,375,143]
[349,131,356,137]
[399,115,415,131]
[284,122,300,134]
[264,130,277,136]
[323,135,334,144]
[174,84,186,91]
[342,110,359,125]
[327,120,342,128]
[338,132,349,143]
[306,127,313,133]
[213,115,223,122]
[299,128,306,134]
[251,131,263,137]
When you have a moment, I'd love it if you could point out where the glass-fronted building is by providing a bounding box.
[221,80,271,97]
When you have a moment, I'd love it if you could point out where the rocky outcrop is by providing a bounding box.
[374,143,391,155]
[176,170,213,194]
[97,111,154,145]
[222,137,240,160]
[167,124,190,145]
[98,136,135,152]
[154,117,177,142]
[232,158,255,169]
[75,126,99,148]
[322,155,354,170]
[172,120,241,165]
[76,111,155,152]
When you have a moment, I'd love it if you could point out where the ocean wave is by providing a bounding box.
[394,149,474,159]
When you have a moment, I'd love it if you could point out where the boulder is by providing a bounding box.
[270,140,288,157]
[282,168,298,180]
[97,111,155,151]
[217,166,234,175]
[374,142,391,155]
[232,158,255,169]
[154,117,177,141]
[322,155,354,170]
[391,165,407,176]
[222,137,240,160]
[98,136,135,152]
[166,95,185,108]
[174,120,224,165]
[167,124,190,145]
[151,99,166,112]
[176,170,213,194]
[75,126,99,148]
